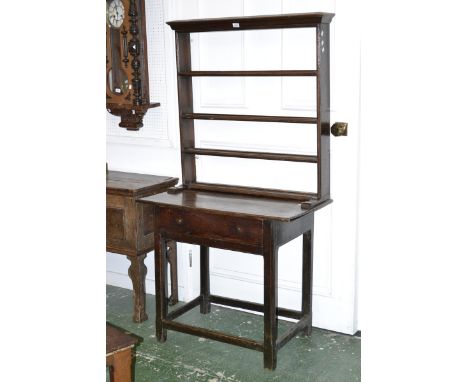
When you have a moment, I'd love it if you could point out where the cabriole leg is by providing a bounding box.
[127,254,148,323]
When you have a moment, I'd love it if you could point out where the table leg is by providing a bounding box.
[263,223,278,370]
[127,254,148,323]
[155,234,168,342]
[166,240,179,306]
[200,246,211,314]
[301,227,314,336]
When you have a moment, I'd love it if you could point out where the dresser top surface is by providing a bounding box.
[139,189,331,221]
[106,171,178,197]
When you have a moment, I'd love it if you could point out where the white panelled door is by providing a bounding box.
[170,0,360,334]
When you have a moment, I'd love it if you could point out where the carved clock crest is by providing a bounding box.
[106,0,159,130]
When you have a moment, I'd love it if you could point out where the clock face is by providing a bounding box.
[107,0,125,28]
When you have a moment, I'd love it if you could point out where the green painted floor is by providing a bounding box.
[107,285,360,381]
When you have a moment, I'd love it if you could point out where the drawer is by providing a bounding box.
[158,207,263,248]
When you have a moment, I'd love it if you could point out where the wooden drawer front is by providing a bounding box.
[158,208,263,248]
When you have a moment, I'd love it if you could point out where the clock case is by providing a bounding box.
[106,0,159,131]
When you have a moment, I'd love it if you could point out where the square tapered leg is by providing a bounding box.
[155,234,168,342]
[200,246,211,314]
[301,223,314,336]
[263,222,278,370]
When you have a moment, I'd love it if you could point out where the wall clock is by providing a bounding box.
[106,0,159,130]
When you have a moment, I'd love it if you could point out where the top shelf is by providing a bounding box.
[167,12,335,33]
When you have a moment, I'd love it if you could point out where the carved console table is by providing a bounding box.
[140,12,346,369]
[106,171,179,322]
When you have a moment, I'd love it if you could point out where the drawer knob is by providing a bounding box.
[236,226,243,233]
[176,218,183,225]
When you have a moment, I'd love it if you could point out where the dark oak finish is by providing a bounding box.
[263,221,279,369]
[145,13,337,370]
[316,23,331,200]
[210,295,303,320]
[302,228,314,336]
[176,33,197,186]
[107,171,179,322]
[166,240,179,305]
[276,316,310,351]
[106,323,141,382]
[200,246,211,314]
[146,205,323,369]
[166,296,201,320]
[154,222,168,342]
[163,319,264,351]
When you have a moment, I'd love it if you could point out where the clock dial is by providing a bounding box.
[107,0,125,28]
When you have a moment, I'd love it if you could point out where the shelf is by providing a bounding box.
[183,148,317,163]
[182,113,316,124]
[178,70,317,77]
[167,12,334,33]
[170,12,332,202]
[188,182,316,201]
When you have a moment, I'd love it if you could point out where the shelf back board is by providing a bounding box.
[167,13,334,203]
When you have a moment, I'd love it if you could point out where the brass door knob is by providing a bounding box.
[331,122,348,136]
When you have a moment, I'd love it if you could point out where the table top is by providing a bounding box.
[106,171,178,197]
[106,323,140,354]
[139,189,331,222]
